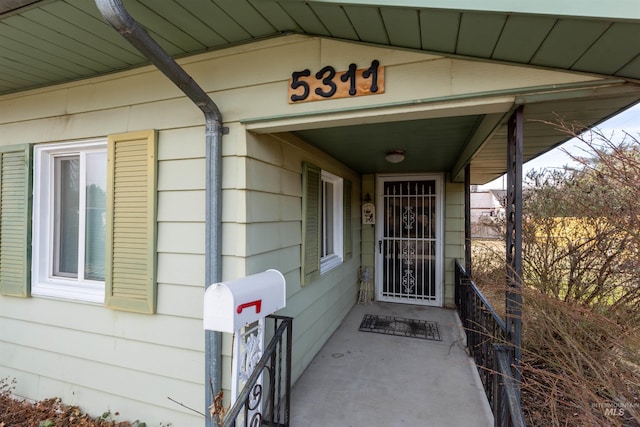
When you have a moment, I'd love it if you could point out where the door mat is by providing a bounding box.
[359,314,441,341]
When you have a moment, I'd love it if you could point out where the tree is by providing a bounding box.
[522,120,640,322]
[471,118,640,426]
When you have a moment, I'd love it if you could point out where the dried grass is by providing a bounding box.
[521,288,640,426]
[0,378,140,427]
[471,240,640,426]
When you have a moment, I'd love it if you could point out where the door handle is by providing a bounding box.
[378,240,382,254]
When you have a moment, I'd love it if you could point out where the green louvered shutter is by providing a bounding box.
[0,145,32,297]
[105,130,157,314]
[301,162,321,285]
[343,179,352,261]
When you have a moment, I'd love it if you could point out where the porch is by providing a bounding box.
[289,301,493,426]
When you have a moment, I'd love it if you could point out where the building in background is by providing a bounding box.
[471,187,506,239]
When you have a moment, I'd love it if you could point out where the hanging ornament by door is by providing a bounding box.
[362,202,375,224]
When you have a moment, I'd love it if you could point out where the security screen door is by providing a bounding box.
[376,175,443,306]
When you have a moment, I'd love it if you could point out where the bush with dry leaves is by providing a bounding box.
[470,123,640,426]
[0,378,144,427]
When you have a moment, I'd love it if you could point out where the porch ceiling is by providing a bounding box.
[1,0,640,184]
[290,86,640,183]
[293,115,483,175]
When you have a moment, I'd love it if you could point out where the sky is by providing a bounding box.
[480,102,640,190]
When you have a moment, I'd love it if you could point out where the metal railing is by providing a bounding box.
[455,260,526,427]
[494,345,526,427]
[222,315,293,427]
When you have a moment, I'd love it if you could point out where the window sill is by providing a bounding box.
[320,254,343,274]
[32,280,104,304]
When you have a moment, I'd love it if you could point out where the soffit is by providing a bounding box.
[469,91,640,183]
[1,0,640,184]
[287,87,640,181]
[1,0,639,96]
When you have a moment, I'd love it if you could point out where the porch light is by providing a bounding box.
[385,150,405,163]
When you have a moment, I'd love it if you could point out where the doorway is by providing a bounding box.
[375,175,443,306]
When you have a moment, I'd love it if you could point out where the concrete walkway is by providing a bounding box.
[290,302,493,427]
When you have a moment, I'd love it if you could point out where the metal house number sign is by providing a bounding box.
[288,60,385,103]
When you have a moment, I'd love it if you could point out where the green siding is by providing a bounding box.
[243,131,361,387]
[444,180,465,307]
[105,130,158,314]
[0,145,32,297]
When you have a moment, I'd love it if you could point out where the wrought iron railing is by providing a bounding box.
[455,260,526,427]
[222,315,293,427]
[494,345,526,427]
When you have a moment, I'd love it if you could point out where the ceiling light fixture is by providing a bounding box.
[385,150,405,164]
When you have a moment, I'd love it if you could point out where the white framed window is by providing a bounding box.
[32,139,108,303]
[302,162,351,285]
[320,170,343,273]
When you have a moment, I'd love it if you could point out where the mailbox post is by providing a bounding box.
[203,269,286,416]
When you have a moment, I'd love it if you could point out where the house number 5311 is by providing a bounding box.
[288,60,385,104]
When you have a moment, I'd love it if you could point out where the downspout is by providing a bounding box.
[95,1,223,425]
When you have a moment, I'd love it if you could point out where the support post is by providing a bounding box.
[464,163,472,275]
[505,105,523,394]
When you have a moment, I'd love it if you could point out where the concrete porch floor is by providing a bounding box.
[289,302,493,427]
